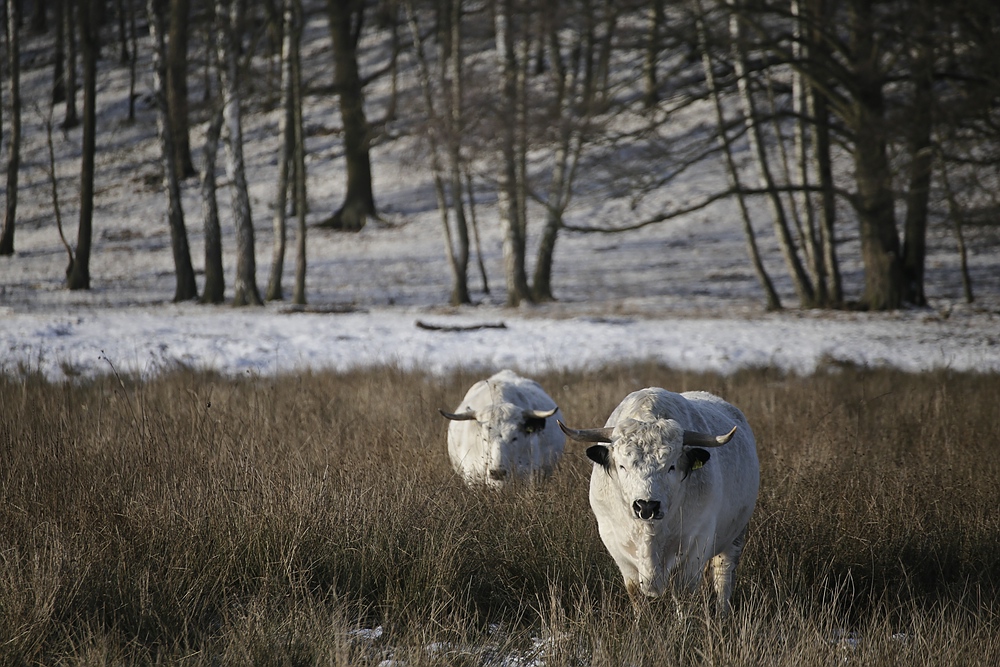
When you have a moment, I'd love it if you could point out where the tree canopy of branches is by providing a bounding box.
[2,0,996,310]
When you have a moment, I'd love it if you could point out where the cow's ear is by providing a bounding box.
[523,416,546,433]
[586,445,610,469]
[681,448,711,480]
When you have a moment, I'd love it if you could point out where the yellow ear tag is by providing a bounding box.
[691,459,704,471]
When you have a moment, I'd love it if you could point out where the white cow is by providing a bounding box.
[440,370,565,487]
[559,387,759,613]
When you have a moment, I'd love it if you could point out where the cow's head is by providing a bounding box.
[441,404,559,485]
[558,418,736,520]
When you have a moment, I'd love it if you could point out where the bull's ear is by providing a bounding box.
[586,445,610,469]
[680,448,711,480]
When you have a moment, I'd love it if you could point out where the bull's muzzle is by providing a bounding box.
[632,499,662,521]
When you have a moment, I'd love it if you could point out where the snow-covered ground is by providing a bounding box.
[2,7,998,382]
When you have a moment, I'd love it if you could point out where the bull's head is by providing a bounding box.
[558,418,736,521]
[441,405,559,485]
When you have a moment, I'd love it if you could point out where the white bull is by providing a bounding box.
[440,370,565,487]
[559,387,759,613]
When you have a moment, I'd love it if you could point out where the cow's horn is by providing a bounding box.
[439,408,477,421]
[525,406,558,419]
[557,420,614,443]
[683,425,737,447]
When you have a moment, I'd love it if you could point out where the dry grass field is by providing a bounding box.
[2,364,999,665]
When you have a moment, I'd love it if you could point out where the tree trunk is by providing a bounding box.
[31,0,48,33]
[642,0,664,109]
[218,0,262,306]
[901,0,934,307]
[290,0,307,306]
[495,0,530,306]
[789,0,828,305]
[403,0,469,305]
[695,2,781,311]
[200,107,226,304]
[66,0,97,290]
[267,0,296,302]
[446,0,471,304]
[128,0,137,119]
[532,13,583,303]
[148,0,198,302]
[115,0,129,63]
[939,160,974,304]
[167,0,196,178]
[803,0,841,304]
[1,0,22,256]
[849,0,902,310]
[62,0,79,129]
[53,0,66,103]
[322,0,375,231]
[729,6,815,307]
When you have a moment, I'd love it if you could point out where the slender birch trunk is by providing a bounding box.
[1,0,22,256]
[148,0,198,301]
[404,0,469,305]
[728,2,815,307]
[495,0,530,306]
[218,0,262,306]
[695,1,781,310]
[290,0,307,306]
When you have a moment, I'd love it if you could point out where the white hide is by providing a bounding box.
[580,388,759,611]
[442,370,565,487]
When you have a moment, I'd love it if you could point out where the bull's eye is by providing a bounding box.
[668,465,676,472]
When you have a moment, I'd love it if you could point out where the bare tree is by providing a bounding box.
[494,0,531,306]
[1,0,22,256]
[62,0,79,129]
[66,0,98,290]
[148,0,198,301]
[200,105,226,304]
[899,0,935,307]
[217,0,262,306]
[266,0,297,302]
[727,2,816,307]
[694,0,781,310]
[404,0,471,305]
[530,1,592,302]
[167,0,196,178]
[290,0,307,305]
[53,0,66,103]
[321,0,376,231]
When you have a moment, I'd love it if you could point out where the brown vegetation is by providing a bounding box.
[2,364,999,664]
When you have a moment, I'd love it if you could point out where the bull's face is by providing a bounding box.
[441,403,558,486]
[559,418,735,521]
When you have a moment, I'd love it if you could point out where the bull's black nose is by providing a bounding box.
[632,499,661,520]
[489,469,507,481]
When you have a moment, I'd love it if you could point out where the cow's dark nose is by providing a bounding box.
[632,499,661,521]
[489,469,507,481]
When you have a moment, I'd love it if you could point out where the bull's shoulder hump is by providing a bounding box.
[681,390,749,425]
[607,387,690,423]
[483,370,557,409]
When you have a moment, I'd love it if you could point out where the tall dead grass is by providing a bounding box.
[2,363,998,665]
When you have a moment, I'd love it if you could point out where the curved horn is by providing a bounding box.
[557,420,614,443]
[439,408,477,421]
[524,406,558,419]
[683,425,737,448]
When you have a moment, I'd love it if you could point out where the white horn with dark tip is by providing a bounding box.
[524,406,559,419]
[682,425,737,448]
[557,420,615,443]
[439,408,477,421]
